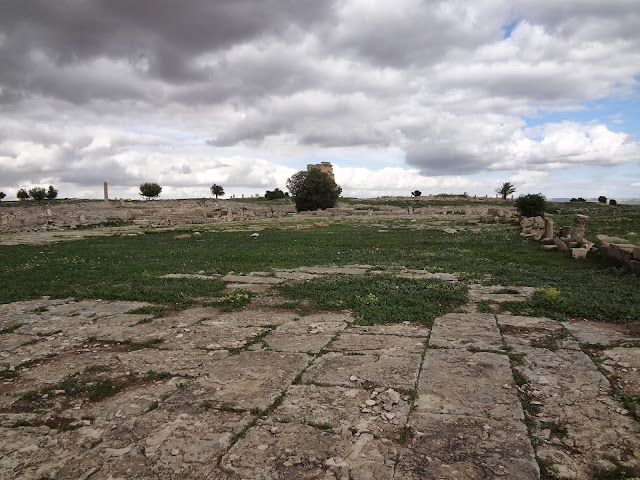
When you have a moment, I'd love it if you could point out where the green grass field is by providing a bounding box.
[1,202,639,324]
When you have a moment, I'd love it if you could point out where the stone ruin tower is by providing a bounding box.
[307,162,335,181]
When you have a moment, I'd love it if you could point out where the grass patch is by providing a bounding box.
[476,300,497,314]
[0,323,23,334]
[126,305,168,318]
[278,275,468,326]
[206,289,253,311]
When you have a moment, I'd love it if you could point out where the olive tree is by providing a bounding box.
[286,169,342,212]
[140,182,162,199]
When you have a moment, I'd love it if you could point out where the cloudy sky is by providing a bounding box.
[1,0,639,201]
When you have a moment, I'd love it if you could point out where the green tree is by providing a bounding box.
[495,182,516,200]
[210,184,225,199]
[265,188,286,200]
[17,189,29,200]
[598,196,607,203]
[139,182,162,199]
[411,190,422,197]
[609,199,617,206]
[515,193,547,217]
[28,187,46,201]
[286,169,342,212]
[46,185,58,199]
[0,192,5,200]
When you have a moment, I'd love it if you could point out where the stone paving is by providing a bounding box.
[1,273,639,479]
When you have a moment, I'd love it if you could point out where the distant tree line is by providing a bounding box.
[13,185,58,201]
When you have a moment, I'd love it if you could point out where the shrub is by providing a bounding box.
[140,182,162,199]
[515,193,546,217]
[286,169,342,212]
[598,196,607,204]
[46,185,58,199]
[28,187,46,201]
[0,192,5,200]
[265,188,286,200]
[609,199,617,206]
[411,190,422,197]
[17,189,29,200]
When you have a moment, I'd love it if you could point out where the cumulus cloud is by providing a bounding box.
[1,0,639,199]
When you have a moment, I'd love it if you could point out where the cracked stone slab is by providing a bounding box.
[498,315,579,351]
[328,333,426,357]
[0,426,93,480]
[396,414,539,479]
[562,319,640,347]
[273,385,409,438]
[220,422,397,479]
[159,324,267,350]
[266,332,333,354]
[513,345,640,478]
[416,350,523,420]
[274,313,351,335]
[200,310,300,328]
[347,323,430,338]
[468,285,534,303]
[116,348,225,377]
[429,313,502,351]
[600,347,640,395]
[127,405,251,479]
[303,352,421,392]
[393,270,458,282]
[222,274,285,284]
[197,351,310,410]
[273,270,322,281]
[296,266,372,275]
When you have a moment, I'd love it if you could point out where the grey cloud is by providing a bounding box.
[405,143,490,175]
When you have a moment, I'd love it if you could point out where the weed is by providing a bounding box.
[250,407,265,416]
[12,418,30,427]
[537,457,560,479]
[126,305,167,318]
[219,402,235,411]
[0,323,23,334]
[539,421,568,438]
[20,339,40,346]
[292,372,304,385]
[201,401,213,410]
[147,401,159,412]
[593,460,640,479]
[209,289,253,311]
[476,300,496,314]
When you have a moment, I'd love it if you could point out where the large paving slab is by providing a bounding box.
[429,313,503,351]
[513,345,640,478]
[347,323,430,337]
[303,352,422,392]
[562,318,640,347]
[265,332,333,354]
[158,324,267,350]
[416,349,523,420]
[498,314,580,351]
[396,414,539,479]
[196,351,310,410]
[274,313,351,334]
[200,310,300,327]
[220,421,397,479]
[273,385,409,438]
[599,347,640,395]
[329,333,426,357]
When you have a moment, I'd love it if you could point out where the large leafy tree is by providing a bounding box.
[139,182,162,199]
[210,184,225,199]
[495,182,516,200]
[0,192,6,200]
[17,189,29,200]
[46,185,58,199]
[28,187,47,201]
[286,169,342,212]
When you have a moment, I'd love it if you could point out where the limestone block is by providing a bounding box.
[544,217,554,239]
[571,248,588,259]
[560,226,571,237]
[554,237,569,252]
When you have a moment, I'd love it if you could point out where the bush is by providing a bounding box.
[286,169,342,212]
[598,196,607,204]
[411,190,422,197]
[265,188,286,200]
[46,185,58,199]
[140,182,162,199]
[28,187,46,201]
[17,189,29,200]
[609,199,617,206]
[515,193,547,217]
[0,192,5,200]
